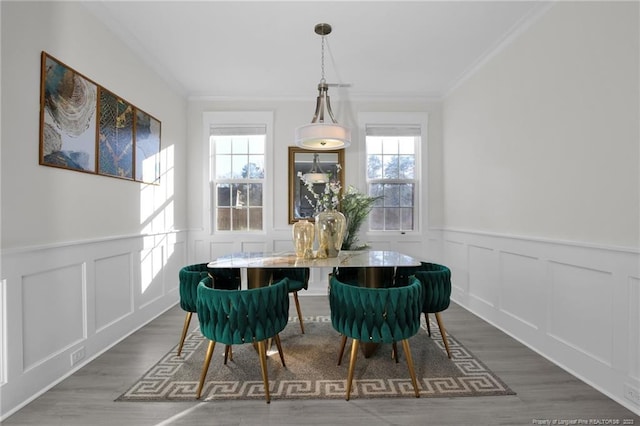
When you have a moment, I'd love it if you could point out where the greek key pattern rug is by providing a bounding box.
[117,316,515,401]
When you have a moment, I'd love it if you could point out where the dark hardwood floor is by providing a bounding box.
[4,296,639,425]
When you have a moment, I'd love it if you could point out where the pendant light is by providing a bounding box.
[295,23,351,150]
[302,153,329,183]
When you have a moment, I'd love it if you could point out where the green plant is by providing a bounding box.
[339,186,383,250]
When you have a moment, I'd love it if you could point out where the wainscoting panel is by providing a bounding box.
[439,228,640,415]
[630,276,640,382]
[500,252,543,331]
[468,245,499,309]
[548,262,613,366]
[94,253,133,333]
[21,264,85,371]
[241,241,269,252]
[0,279,6,386]
[444,239,468,299]
[138,244,165,309]
[0,231,185,419]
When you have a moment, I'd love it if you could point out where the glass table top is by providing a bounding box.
[207,250,421,269]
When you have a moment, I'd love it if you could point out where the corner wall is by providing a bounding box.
[0,2,188,418]
[442,1,640,414]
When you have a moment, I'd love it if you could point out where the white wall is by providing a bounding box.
[442,1,639,414]
[0,1,188,418]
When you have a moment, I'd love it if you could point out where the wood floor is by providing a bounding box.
[4,296,639,426]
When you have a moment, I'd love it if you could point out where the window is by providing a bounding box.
[211,126,265,231]
[365,124,420,231]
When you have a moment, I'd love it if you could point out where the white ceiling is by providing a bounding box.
[83,1,551,100]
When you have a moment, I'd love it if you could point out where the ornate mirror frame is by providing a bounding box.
[288,146,345,224]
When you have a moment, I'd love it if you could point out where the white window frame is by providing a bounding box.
[203,111,273,235]
[358,112,427,235]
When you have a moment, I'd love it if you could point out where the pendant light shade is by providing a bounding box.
[295,23,351,150]
[302,153,330,183]
[295,123,351,150]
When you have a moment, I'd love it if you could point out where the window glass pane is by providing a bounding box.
[247,155,265,178]
[366,137,383,154]
[398,137,415,154]
[400,208,413,230]
[400,184,414,207]
[382,138,398,155]
[216,184,231,207]
[231,155,245,178]
[216,137,232,154]
[384,208,400,230]
[383,155,399,179]
[233,137,248,154]
[232,208,247,231]
[367,155,383,179]
[384,184,400,207]
[398,155,414,179]
[248,137,264,154]
[232,183,245,208]
[370,183,384,202]
[370,208,384,231]
[248,183,262,206]
[217,208,230,230]
[215,155,232,179]
[249,207,263,230]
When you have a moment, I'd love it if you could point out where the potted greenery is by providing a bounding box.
[339,185,383,250]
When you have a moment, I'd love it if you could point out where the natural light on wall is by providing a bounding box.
[140,145,175,293]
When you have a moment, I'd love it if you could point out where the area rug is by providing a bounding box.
[117,316,515,401]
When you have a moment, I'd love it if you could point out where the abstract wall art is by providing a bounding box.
[39,52,161,184]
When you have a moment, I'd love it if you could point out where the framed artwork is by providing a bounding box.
[40,53,98,173]
[39,52,161,184]
[98,88,134,179]
[134,109,161,183]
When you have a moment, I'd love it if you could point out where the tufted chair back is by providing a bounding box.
[179,264,241,313]
[271,268,310,333]
[194,275,290,402]
[395,262,453,359]
[178,264,209,313]
[414,265,451,313]
[197,276,289,345]
[330,275,422,344]
[176,264,241,357]
[329,274,423,400]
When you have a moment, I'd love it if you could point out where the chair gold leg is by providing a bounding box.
[392,342,399,363]
[346,339,359,401]
[435,312,452,359]
[224,344,232,364]
[177,312,192,356]
[337,334,348,365]
[425,312,431,337]
[292,291,305,333]
[196,340,216,399]
[257,340,271,403]
[401,339,420,398]
[273,333,286,367]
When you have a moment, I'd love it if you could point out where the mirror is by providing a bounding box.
[288,146,345,224]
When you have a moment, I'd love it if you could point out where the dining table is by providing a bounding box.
[206,250,422,288]
[207,250,422,357]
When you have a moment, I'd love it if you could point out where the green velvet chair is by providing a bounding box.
[195,275,290,402]
[329,274,423,400]
[176,264,240,356]
[272,268,310,333]
[395,262,452,358]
